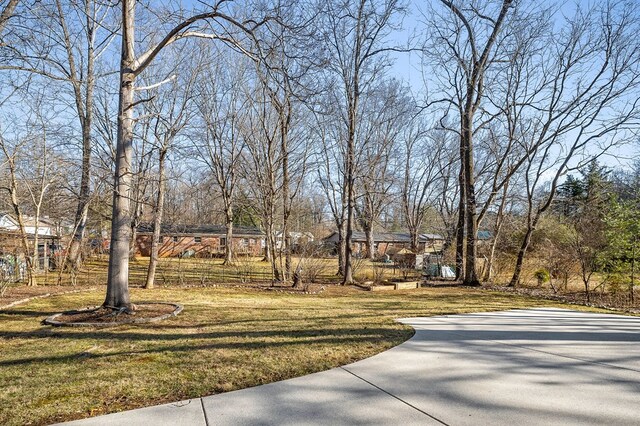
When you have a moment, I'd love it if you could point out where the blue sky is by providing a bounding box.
[387,0,638,171]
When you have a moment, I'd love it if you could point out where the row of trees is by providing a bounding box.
[545,162,640,302]
[1,0,640,309]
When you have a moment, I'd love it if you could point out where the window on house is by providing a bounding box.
[241,238,249,246]
[194,236,202,243]
[159,236,164,243]
[220,237,226,247]
[172,236,178,243]
[249,238,255,245]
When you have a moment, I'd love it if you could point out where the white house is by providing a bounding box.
[0,213,53,236]
[274,231,315,250]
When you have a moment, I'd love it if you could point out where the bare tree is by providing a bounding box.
[0,0,19,35]
[142,49,199,289]
[0,98,65,284]
[402,122,456,252]
[194,47,247,266]
[246,1,318,284]
[19,109,63,272]
[104,0,269,310]
[424,0,515,285]
[128,109,155,259]
[356,79,409,259]
[319,0,404,284]
[0,131,35,285]
[507,2,640,286]
[1,0,117,270]
[315,102,347,275]
[240,80,283,280]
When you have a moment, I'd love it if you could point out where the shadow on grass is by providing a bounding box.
[0,327,410,367]
[0,310,66,317]
[0,326,404,343]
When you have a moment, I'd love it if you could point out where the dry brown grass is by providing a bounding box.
[0,283,581,426]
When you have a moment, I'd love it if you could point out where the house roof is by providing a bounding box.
[324,231,444,244]
[0,213,54,236]
[136,223,265,237]
[329,231,411,243]
[418,233,445,242]
[477,230,492,240]
[274,231,315,240]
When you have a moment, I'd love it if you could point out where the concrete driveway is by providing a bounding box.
[61,308,640,425]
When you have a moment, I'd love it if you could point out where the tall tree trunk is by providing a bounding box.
[65,0,95,271]
[129,222,138,259]
[344,195,355,284]
[364,224,375,260]
[455,179,466,280]
[483,237,497,282]
[403,149,419,253]
[2,151,37,286]
[337,223,345,276]
[224,209,233,265]
[483,183,509,282]
[408,219,419,253]
[11,196,36,286]
[144,148,167,289]
[66,116,92,269]
[263,234,271,262]
[67,88,94,270]
[509,220,537,287]
[223,213,233,265]
[343,164,355,284]
[631,239,635,303]
[281,118,291,282]
[270,234,282,282]
[342,91,357,285]
[32,208,40,272]
[444,0,513,285]
[409,229,418,253]
[483,222,500,284]
[463,116,480,286]
[104,0,135,310]
[129,191,145,259]
[264,215,280,282]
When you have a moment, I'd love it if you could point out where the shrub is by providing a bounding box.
[233,254,255,283]
[396,258,415,280]
[371,262,386,284]
[295,243,329,283]
[0,278,9,297]
[534,269,550,286]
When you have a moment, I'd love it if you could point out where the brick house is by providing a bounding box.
[323,231,445,257]
[134,224,265,258]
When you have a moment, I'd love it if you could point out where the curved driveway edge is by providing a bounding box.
[58,308,640,425]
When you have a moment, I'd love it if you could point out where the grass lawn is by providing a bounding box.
[0,283,594,426]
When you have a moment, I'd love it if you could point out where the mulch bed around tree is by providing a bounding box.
[44,302,183,327]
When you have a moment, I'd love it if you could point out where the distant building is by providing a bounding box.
[0,213,61,270]
[323,231,445,257]
[477,230,493,241]
[0,213,54,237]
[274,231,315,252]
[134,224,265,258]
